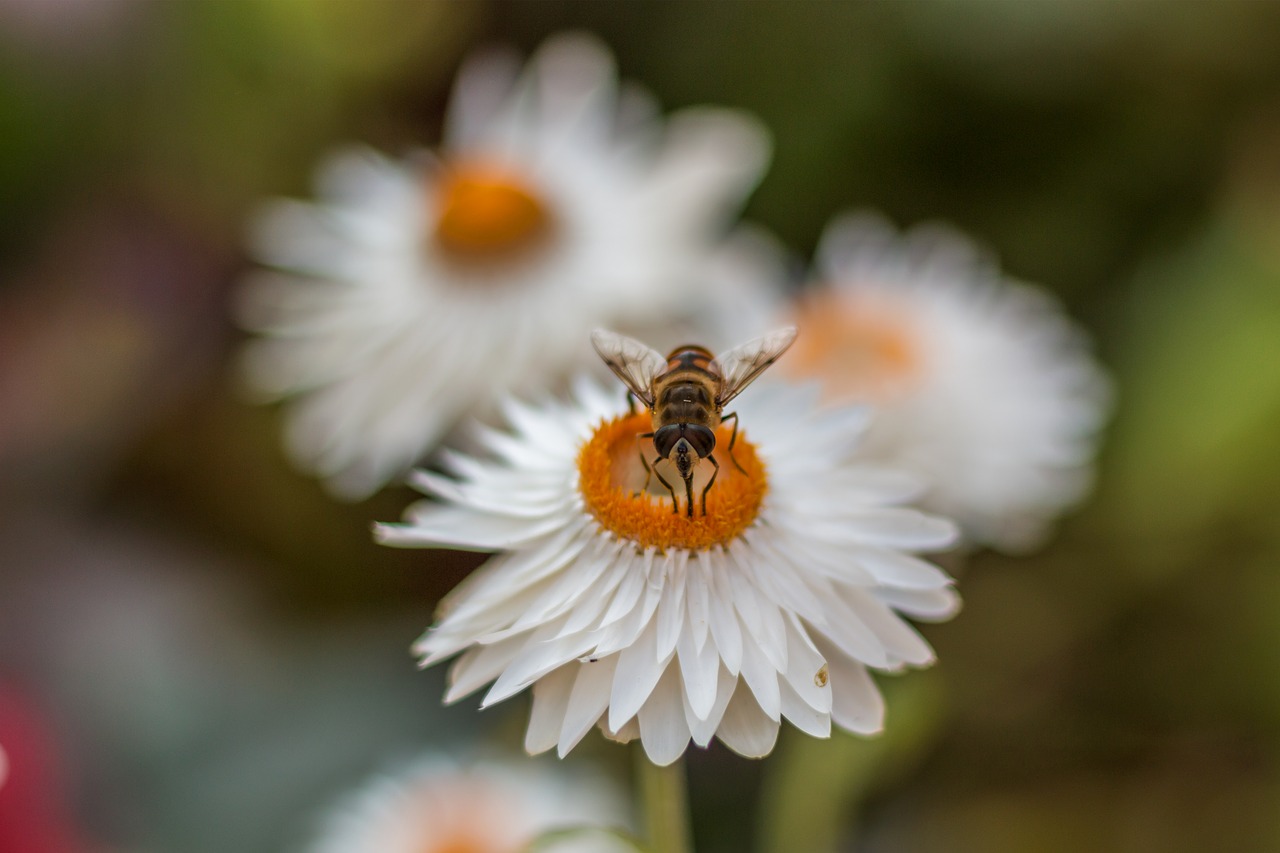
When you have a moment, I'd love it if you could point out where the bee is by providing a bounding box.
[590,326,798,517]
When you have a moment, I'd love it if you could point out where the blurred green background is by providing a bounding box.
[3,2,1280,851]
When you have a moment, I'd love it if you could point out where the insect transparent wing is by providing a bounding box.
[712,325,798,407]
[590,329,669,407]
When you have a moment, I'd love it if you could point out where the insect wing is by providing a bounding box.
[712,325,798,407]
[590,329,668,407]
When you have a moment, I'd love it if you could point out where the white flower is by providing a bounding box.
[235,32,771,499]
[304,755,631,853]
[782,214,1110,551]
[616,225,793,358]
[376,379,959,766]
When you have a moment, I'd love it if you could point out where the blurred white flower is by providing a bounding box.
[304,756,632,853]
[619,224,793,357]
[782,213,1111,551]
[236,32,771,499]
[377,379,958,766]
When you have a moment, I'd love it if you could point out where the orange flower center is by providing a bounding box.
[784,290,922,401]
[577,412,768,552]
[432,161,554,262]
[431,840,494,853]
[408,781,522,853]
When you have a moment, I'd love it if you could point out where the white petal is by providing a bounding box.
[875,586,962,621]
[503,536,620,633]
[374,507,565,551]
[725,544,787,671]
[684,666,737,747]
[408,469,570,518]
[850,546,954,590]
[779,678,831,739]
[598,546,654,628]
[687,554,713,652]
[806,593,890,670]
[442,45,521,149]
[821,645,885,736]
[676,620,720,722]
[773,533,875,587]
[443,634,527,703]
[599,714,641,744]
[556,558,629,637]
[644,107,771,228]
[736,631,781,722]
[716,682,780,759]
[525,665,576,754]
[608,618,669,732]
[589,569,662,659]
[558,657,619,756]
[638,664,692,766]
[706,556,743,676]
[654,551,687,662]
[526,32,617,146]
[780,615,833,715]
[736,532,834,631]
[483,627,596,706]
[455,517,592,606]
[841,589,936,668]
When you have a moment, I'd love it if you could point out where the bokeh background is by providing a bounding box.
[3,2,1280,851]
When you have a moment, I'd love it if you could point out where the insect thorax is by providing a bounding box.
[652,377,719,431]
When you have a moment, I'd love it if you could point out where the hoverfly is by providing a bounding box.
[590,326,798,517]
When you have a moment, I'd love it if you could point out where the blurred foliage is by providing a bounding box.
[3,2,1280,852]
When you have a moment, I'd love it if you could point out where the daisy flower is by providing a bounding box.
[304,756,631,853]
[235,32,771,499]
[376,377,959,766]
[782,214,1110,551]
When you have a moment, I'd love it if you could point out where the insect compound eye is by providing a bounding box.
[684,425,716,458]
[652,424,682,457]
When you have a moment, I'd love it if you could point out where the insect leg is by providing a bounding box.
[635,432,655,496]
[722,411,747,474]
[700,453,720,516]
[653,462,678,514]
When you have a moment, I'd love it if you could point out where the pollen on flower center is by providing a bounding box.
[785,290,922,401]
[432,161,554,261]
[577,412,768,552]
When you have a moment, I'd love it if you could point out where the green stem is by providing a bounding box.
[636,752,694,853]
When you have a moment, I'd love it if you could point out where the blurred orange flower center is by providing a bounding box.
[785,291,922,400]
[432,162,554,261]
[432,838,498,853]
[577,412,767,552]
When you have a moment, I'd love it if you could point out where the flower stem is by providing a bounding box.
[636,752,694,853]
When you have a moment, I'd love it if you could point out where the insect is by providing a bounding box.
[590,326,798,517]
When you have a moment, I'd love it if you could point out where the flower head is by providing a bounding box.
[783,214,1110,551]
[236,32,771,498]
[304,756,630,853]
[377,378,959,765]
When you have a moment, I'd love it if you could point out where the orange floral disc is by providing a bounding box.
[432,162,554,261]
[577,412,768,552]
[784,290,923,402]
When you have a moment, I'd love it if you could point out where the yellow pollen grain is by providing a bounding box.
[577,412,768,552]
[432,162,552,260]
